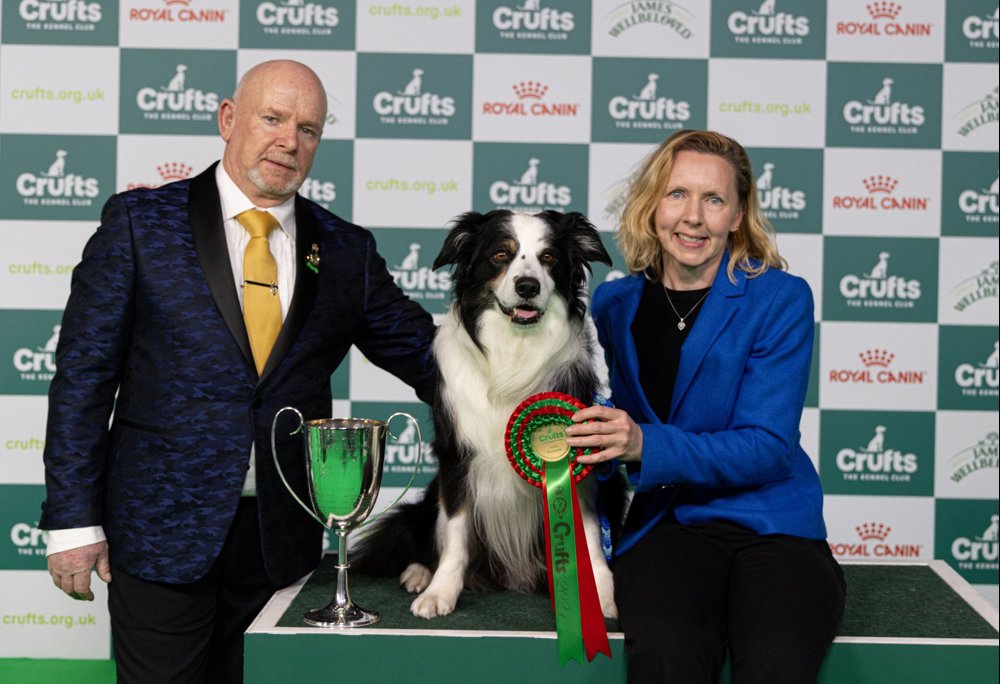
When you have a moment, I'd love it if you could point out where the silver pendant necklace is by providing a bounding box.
[662,284,710,331]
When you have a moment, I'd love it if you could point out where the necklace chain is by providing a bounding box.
[662,284,710,331]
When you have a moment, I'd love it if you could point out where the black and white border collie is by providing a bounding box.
[354,209,621,619]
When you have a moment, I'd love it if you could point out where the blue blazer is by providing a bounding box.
[591,260,827,558]
[40,164,436,585]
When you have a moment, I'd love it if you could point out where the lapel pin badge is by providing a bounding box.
[306,243,320,274]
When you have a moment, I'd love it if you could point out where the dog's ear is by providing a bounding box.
[543,210,613,267]
[433,212,484,271]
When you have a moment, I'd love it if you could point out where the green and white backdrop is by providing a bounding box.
[0,0,997,660]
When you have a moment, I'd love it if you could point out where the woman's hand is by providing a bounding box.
[565,405,643,464]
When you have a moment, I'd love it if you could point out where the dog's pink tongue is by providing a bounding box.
[515,307,539,320]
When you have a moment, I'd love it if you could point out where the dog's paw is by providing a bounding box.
[400,563,432,594]
[410,590,457,619]
[594,567,618,619]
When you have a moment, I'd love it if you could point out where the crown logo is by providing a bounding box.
[862,175,898,194]
[164,0,193,6]
[513,81,548,100]
[866,2,902,20]
[856,522,892,541]
[859,349,894,367]
[157,162,194,182]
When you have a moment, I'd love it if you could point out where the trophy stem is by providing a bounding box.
[303,528,380,628]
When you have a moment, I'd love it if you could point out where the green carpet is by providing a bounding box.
[0,659,115,684]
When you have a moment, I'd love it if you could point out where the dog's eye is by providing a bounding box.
[540,251,556,265]
[493,250,510,262]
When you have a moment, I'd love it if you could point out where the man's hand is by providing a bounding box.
[48,541,112,601]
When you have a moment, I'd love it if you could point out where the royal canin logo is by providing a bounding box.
[828,348,925,386]
[832,175,929,212]
[835,2,933,37]
[129,0,229,23]
[830,519,922,559]
[127,161,194,190]
[482,80,579,118]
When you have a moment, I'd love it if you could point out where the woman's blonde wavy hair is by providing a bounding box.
[617,129,786,283]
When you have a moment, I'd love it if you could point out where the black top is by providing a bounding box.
[630,279,711,423]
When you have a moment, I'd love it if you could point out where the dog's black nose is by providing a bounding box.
[515,277,540,299]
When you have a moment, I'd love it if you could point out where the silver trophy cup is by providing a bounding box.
[271,407,422,628]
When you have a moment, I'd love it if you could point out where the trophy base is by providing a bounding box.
[303,604,380,628]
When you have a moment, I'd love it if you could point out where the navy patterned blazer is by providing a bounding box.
[40,164,437,586]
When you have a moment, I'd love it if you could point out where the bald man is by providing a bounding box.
[41,61,437,683]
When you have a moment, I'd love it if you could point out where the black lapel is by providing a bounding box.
[189,163,253,367]
[259,194,321,383]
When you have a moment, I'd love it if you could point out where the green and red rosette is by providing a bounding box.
[505,392,611,665]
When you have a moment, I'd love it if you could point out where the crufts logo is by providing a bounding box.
[828,348,925,386]
[136,64,220,120]
[9,520,47,556]
[947,431,998,484]
[951,260,998,312]
[832,175,929,212]
[482,80,580,118]
[489,158,571,209]
[835,1,933,36]
[18,0,102,24]
[951,514,999,570]
[388,241,451,303]
[961,6,999,43]
[372,68,456,124]
[127,161,194,191]
[12,326,60,382]
[15,150,99,207]
[606,1,692,39]
[607,73,690,130]
[385,417,436,472]
[755,161,805,217]
[492,1,575,38]
[829,520,921,559]
[256,0,339,35]
[958,172,999,222]
[954,341,999,398]
[842,77,925,134]
[835,424,917,482]
[727,0,810,44]
[838,250,921,307]
[955,85,998,138]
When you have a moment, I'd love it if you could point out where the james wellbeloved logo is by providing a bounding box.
[1,134,115,221]
[476,0,588,54]
[827,348,926,388]
[357,54,471,139]
[711,0,824,58]
[474,143,589,213]
[120,49,235,135]
[126,161,194,191]
[820,411,933,496]
[937,500,999,584]
[747,148,822,234]
[827,63,941,149]
[127,0,227,23]
[947,431,998,485]
[605,1,694,39]
[939,326,999,410]
[945,1,998,62]
[482,80,581,119]
[240,0,354,49]
[954,84,999,138]
[950,260,998,313]
[823,238,937,322]
[829,520,922,560]
[592,58,706,143]
[380,229,452,315]
[834,1,933,37]
[2,0,117,44]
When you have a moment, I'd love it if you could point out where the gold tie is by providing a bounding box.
[236,209,282,375]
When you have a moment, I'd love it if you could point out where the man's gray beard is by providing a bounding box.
[248,167,302,199]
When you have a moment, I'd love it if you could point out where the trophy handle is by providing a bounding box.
[270,406,330,528]
[357,411,423,528]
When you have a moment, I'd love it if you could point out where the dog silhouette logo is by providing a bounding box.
[44,150,68,177]
[636,73,659,101]
[398,243,421,270]
[868,77,893,105]
[865,251,891,279]
[862,425,886,453]
[399,68,424,96]
[40,325,61,353]
[756,0,776,15]
[165,65,187,92]
[756,162,775,190]
[979,514,999,542]
[982,341,999,369]
[516,158,540,185]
